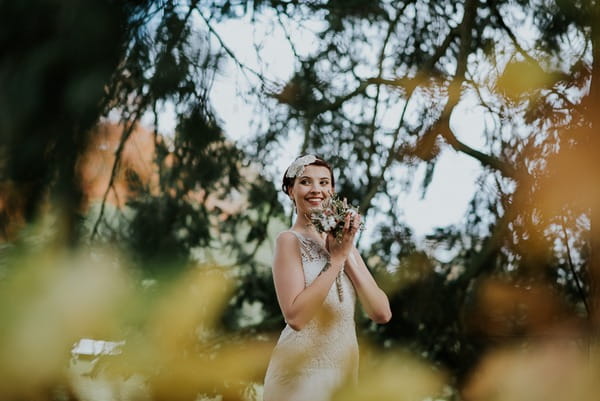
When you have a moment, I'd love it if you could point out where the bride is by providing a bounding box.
[263,155,392,401]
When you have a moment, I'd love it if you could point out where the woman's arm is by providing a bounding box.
[344,246,392,324]
[272,232,347,331]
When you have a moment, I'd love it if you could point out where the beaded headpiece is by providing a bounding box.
[285,155,318,178]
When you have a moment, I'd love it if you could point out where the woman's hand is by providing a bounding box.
[327,209,361,262]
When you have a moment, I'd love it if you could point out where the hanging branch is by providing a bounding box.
[359,87,415,214]
[275,9,301,61]
[91,1,205,241]
[489,0,538,65]
[196,8,278,92]
[90,111,142,240]
[434,0,518,180]
[561,214,590,317]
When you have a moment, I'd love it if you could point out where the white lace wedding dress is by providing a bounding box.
[263,230,358,401]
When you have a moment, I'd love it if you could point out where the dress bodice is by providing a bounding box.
[288,230,356,321]
[263,230,359,401]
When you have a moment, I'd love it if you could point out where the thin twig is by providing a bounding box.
[561,214,590,316]
[90,113,141,240]
[489,0,538,65]
[276,9,301,61]
[359,87,415,213]
[366,5,406,178]
[196,9,278,91]
[92,1,205,241]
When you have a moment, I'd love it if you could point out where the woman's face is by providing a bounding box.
[288,165,333,214]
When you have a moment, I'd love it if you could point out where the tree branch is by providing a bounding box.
[434,0,516,179]
[561,214,590,317]
[196,9,278,91]
[275,9,301,61]
[90,114,140,240]
[314,80,372,113]
[355,19,460,213]
[426,25,460,73]
[365,7,405,179]
[460,204,511,283]
[455,0,478,83]
[439,114,518,178]
[92,3,200,241]
[489,0,538,65]
[359,88,415,213]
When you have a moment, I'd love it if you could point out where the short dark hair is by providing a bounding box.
[281,156,335,196]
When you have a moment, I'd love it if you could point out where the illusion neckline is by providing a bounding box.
[289,230,328,250]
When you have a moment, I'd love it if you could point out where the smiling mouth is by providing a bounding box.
[306,198,323,205]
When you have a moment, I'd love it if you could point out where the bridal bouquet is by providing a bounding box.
[306,195,364,242]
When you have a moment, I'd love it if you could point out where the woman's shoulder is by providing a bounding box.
[276,230,301,242]
[274,231,303,259]
[276,230,307,250]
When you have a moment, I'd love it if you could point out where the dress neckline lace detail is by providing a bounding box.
[289,230,329,263]
[290,230,325,246]
[289,230,345,302]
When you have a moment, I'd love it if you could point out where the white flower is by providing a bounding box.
[285,155,317,178]
[324,216,336,231]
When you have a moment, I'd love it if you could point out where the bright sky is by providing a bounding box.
[203,16,485,241]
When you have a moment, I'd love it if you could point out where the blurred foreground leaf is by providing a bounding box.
[333,347,447,401]
[0,247,274,401]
